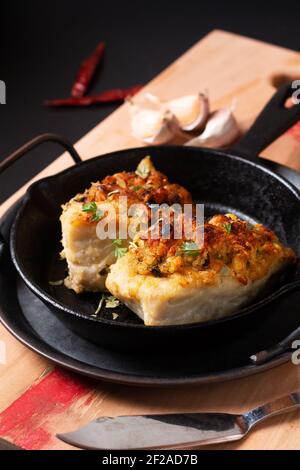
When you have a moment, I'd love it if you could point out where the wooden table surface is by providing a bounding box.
[1,30,300,450]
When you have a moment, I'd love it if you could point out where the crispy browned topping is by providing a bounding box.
[129,213,296,285]
[85,172,191,204]
[76,157,192,223]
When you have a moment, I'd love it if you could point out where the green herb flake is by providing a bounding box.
[91,209,104,222]
[113,239,128,259]
[82,202,104,222]
[92,294,122,317]
[82,201,97,212]
[94,294,105,316]
[132,185,142,192]
[223,223,232,233]
[112,238,123,247]
[178,241,200,257]
[116,247,128,259]
[135,157,152,179]
[105,296,120,309]
[115,177,126,189]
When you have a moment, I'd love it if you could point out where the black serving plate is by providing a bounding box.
[0,201,298,386]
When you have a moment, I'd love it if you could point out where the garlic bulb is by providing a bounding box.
[128,101,179,145]
[145,92,209,132]
[185,107,239,148]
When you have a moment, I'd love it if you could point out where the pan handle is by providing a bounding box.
[232,81,300,159]
[250,325,300,365]
[0,133,82,176]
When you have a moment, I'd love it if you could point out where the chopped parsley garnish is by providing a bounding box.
[90,211,104,222]
[115,176,126,189]
[178,241,200,257]
[223,222,232,233]
[135,157,151,179]
[105,296,120,309]
[93,295,105,316]
[132,185,142,191]
[113,239,128,259]
[93,294,121,316]
[115,247,128,258]
[82,201,97,212]
[82,201,104,222]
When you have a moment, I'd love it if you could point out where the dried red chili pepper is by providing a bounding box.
[71,41,106,98]
[45,85,143,107]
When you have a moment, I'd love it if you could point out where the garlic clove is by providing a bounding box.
[185,106,240,148]
[145,92,209,132]
[167,93,209,132]
[145,111,179,145]
[128,101,179,145]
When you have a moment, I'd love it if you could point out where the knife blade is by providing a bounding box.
[57,392,300,450]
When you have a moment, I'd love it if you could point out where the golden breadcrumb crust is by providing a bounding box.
[67,156,192,225]
[130,213,296,285]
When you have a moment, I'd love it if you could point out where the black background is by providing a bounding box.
[1,0,300,203]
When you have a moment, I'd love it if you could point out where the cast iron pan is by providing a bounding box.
[0,202,298,386]
[3,83,300,352]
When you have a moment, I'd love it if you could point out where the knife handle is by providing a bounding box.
[241,392,300,432]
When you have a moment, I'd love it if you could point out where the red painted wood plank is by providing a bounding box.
[287,121,300,141]
[0,369,94,449]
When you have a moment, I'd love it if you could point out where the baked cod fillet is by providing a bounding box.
[60,157,191,293]
[106,214,296,326]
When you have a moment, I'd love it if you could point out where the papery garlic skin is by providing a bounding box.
[145,92,209,132]
[129,101,179,145]
[185,107,240,148]
[167,93,209,131]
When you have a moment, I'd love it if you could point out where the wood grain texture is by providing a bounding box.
[1,30,300,450]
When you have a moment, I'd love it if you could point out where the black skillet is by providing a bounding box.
[3,82,300,352]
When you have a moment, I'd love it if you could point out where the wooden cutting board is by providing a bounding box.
[1,30,300,451]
